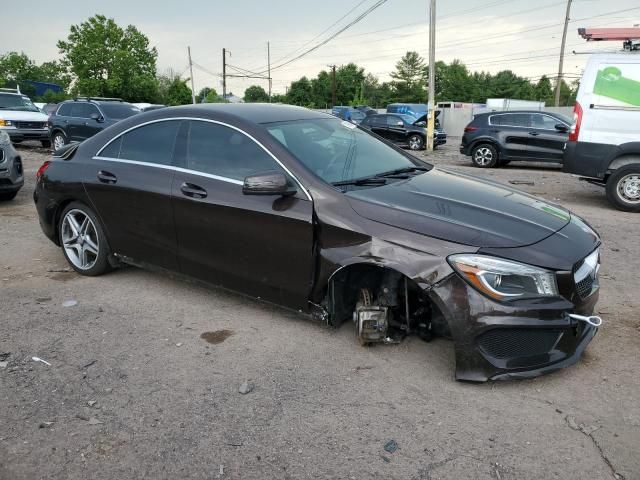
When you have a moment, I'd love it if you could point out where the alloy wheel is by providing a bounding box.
[473,147,493,166]
[617,173,640,204]
[409,136,422,150]
[61,209,100,270]
[53,134,65,150]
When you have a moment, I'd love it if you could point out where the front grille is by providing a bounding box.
[477,328,562,359]
[14,121,46,129]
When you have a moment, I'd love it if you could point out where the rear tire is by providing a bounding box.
[471,143,498,168]
[52,132,67,151]
[605,165,640,212]
[58,202,113,276]
[0,191,18,201]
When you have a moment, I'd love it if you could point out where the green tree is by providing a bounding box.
[390,51,426,102]
[335,63,365,105]
[57,14,159,102]
[287,76,313,107]
[311,70,332,108]
[157,71,192,106]
[243,85,269,103]
[196,87,221,103]
[534,75,554,104]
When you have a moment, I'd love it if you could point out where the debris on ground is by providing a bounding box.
[380,454,391,463]
[238,381,254,394]
[175,342,183,347]
[87,400,97,407]
[0,352,11,361]
[35,296,52,303]
[0,361,7,369]
[200,330,234,344]
[81,359,97,369]
[87,417,103,425]
[62,300,78,307]
[32,356,51,366]
[384,440,398,453]
[508,180,535,186]
[39,421,54,428]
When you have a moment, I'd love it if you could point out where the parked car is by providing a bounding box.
[0,130,24,201]
[386,103,428,118]
[0,88,51,148]
[354,105,377,116]
[34,104,602,382]
[330,106,364,123]
[360,113,446,150]
[460,111,571,168]
[41,103,59,116]
[563,54,640,212]
[132,103,167,112]
[48,97,140,150]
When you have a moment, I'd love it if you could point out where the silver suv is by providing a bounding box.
[0,88,51,148]
[0,131,23,201]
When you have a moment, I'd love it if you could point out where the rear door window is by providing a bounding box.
[118,120,180,165]
[531,114,562,130]
[70,103,90,118]
[493,114,531,127]
[56,103,72,116]
[185,120,282,181]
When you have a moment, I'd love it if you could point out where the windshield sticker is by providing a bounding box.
[341,120,357,130]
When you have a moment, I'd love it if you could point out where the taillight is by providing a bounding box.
[568,102,583,142]
[464,126,478,133]
[36,161,51,181]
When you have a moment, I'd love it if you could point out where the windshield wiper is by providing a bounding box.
[375,166,429,178]
[332,177,388,187]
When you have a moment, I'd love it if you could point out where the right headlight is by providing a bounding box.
[448,254,559,301]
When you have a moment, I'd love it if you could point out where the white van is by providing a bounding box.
[563,53,640,211]
[0,88,51,148]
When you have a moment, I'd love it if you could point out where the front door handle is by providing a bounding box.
[529,131,540,136]
[180,182,207,199]
[97,170,117,184]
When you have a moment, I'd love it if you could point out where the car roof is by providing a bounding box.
[167,103,333,124]
[479,110,565,116]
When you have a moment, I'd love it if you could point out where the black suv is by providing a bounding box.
[460,111,571,168]
[360,113,447,150]
[49,97,140,150]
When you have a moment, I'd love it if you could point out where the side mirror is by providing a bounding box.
[555,123,569,132]
[90,112,104,123]
[242,171,297,196]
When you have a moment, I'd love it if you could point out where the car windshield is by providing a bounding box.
[399,114,417,124]
[266,118,426,185]
[99,103,140,120]
[0,93,40,112]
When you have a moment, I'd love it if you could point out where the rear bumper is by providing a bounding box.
[428,273,599,382]
[33,184,59,244]
[0,155,24,191]
[563,140,616,179]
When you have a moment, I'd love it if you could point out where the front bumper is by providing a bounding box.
[0,150,24,191]
[3,127,50,142]
[427,273,599,382]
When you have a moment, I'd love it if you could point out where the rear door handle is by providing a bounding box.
[180,182,207,199]
[97,170,117,184]
[529,131,540,136]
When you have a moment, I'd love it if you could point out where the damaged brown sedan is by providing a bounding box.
[34,104,602,381]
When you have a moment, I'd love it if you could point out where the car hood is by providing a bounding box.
[0,110,49,122]
[345,168,571,248]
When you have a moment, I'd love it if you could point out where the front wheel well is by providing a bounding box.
[325,263,449,337]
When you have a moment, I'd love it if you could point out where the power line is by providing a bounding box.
[260,0,390,74]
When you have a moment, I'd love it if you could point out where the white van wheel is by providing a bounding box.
[606,165,640,212]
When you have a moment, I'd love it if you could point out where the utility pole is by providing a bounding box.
[426,0,436,151]
[267,42,272,102]
[222,48,227,102]
[329,65,337,107]
[555,0,572,106]
[188,46,196,104]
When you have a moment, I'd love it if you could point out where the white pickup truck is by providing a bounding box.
[0,87,51,148]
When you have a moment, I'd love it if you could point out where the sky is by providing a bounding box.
[3,0,640,97]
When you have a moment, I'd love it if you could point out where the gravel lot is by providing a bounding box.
[1,141,638,480]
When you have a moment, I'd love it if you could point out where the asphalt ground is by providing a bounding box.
[1,141,638,479]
